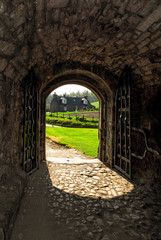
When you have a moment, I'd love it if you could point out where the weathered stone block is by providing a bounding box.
[0,23,5,39]
[139,46,148,55]
[32,45,44,62]
[143,75,153,81]
[95,38,104,46]
[11,0,23,5]
[145,70,152,76]
[139,0,158,17]
[151,30,161,40]
[137,38,150,49]
[116,40,124,46]
[0,58,8,72]
[0,228,4,240]
[64,17,69,26]
[150,22,161,32]
[137,4,161,32]
[89,6,100,17]
[154,38,161,47]
[134,68,141,75]
[71,14,78,25]
[128,0,145,13]
[0,0,7,14]
[123,32,132,41]
[127,15,141,25]
[137,58,151,67]
[52,9,60,23]
[126,58,134,64]
[102,4,111,16]
[4,64,16,79]
[127,44,135,50]
[0,105,5,118]
[149,42,157,50]
[0,41,16,56]
[10,4,26,29]
[48,0,69,9]
[137,32,151,43]
[149,63,161,70]
[98,16,109,24]
[0,74,3,82]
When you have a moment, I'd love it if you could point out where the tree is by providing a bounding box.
[46,94,53,105]
[46,90,98,104]
[65,90,98,103]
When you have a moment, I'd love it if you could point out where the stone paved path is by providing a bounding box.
[10,139,161,240]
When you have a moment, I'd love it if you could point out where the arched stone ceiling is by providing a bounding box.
[0,0,160,84]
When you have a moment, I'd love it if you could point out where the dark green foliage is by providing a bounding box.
[65,90,98,103]
[46,90,98,105]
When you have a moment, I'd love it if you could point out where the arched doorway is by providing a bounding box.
[45,84,99,159]
[22,62,125,177]
[37,62,118,170]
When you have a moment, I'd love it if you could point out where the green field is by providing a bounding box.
[46,126,99,157]
[91,101,99,108]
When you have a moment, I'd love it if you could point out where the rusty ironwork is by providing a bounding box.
[114,66,132,179]
[23,70,37,174]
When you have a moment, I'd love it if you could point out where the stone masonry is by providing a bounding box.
[0,1,161,239]
[0,0,161,182]
[10,139,161,240]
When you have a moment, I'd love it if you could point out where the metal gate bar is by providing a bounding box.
[114,66,131,179]
[23,71,37,174]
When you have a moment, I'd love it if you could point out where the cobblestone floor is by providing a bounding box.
[10,140,161,240]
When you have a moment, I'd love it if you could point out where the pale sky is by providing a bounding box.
[52,84,90,95]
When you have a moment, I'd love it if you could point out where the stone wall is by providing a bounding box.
[0,170,27,240]
[0,0,161,182]
[131,80,161,182]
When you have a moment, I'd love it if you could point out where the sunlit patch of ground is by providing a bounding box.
[46,138,134,199]
[48,162,134,199]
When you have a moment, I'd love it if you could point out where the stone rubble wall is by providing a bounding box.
[0,170,27,240]
[0,0,161,182]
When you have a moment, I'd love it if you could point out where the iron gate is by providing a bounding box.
[114,66,132,178]
[23,70,37,174]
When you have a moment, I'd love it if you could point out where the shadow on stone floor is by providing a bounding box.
[10,161,161,240]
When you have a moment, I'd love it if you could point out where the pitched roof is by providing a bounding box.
[57,96,91,106]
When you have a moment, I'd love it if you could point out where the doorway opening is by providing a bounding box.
[39,66,116,171]
[45,84,100,163]
[23,64,133,180]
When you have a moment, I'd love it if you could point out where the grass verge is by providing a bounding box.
[46,126,99,157]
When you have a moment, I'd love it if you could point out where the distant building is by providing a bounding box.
[50,94,95,112]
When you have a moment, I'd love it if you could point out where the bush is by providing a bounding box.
[78,116,86,122]
[46,112,98,128]
[46,118,98,128]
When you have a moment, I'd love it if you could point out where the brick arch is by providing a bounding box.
[38,64,118,167]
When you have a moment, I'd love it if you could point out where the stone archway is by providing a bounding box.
[0,1,161,237]
[35,62,118,169]
[0,0,161,184]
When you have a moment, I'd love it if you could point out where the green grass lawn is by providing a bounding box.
[91,101,99,108]
[46,126,99,157]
